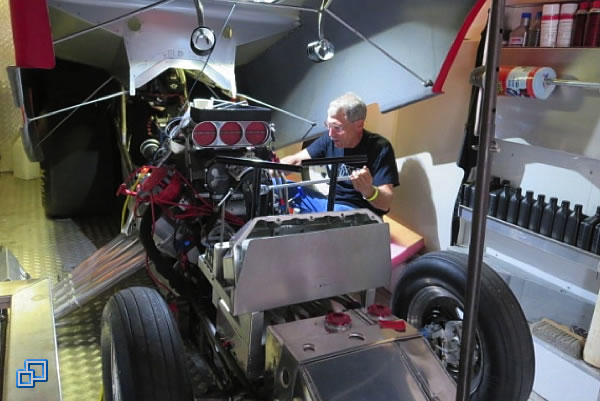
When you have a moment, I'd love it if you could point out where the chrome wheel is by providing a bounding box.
[407,285,484,394]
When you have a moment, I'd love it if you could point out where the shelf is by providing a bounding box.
[506,0,546,6]
[458,205,600,271]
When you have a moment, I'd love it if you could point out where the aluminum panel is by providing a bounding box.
[303,343,431,401]
[0,2,25,172]
[232,221,391,315]
[497,48,600,160]
[3,279,62,401]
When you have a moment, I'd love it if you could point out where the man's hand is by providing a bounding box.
[351,165,394,211]
[350,165,375,198]
[280,149,311,166]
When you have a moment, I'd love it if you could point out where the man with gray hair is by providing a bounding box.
[281,92,399,215]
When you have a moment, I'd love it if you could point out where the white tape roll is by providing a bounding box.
[498,66,557,100]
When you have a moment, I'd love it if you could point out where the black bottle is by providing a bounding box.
[462,182,475,207]
[551,201,572,241]
[591,224,600,254]
[459,183,468,206]
[467,183,477,208]
[517,191,535,228]
[506,187,523,224]
[564,204,585,246]
[576,207,600,251]
[496,186,512,221]
[489,183,510,217]
[539,197,559,237]
[490,176,502,191]
[528,194,547,233]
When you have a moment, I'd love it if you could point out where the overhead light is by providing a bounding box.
[307,39,335,62]
[307,0,335,63]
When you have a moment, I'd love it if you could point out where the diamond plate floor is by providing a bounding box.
[0,172,152,401]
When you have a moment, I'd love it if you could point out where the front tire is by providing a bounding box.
[101,287,193,401]
[391,251,534,401]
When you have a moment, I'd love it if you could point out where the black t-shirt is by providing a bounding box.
[306,130,399,215]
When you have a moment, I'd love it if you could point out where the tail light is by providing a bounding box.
[192,122,217,146]
[245,122,269,145]
[220,122,243,145]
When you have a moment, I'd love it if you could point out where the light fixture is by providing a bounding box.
[190,26,216,56]
[307,0,334,63]
[307,39,335,62]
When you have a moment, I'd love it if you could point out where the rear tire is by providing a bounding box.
[101,287,193,401]
[391,251,534,401]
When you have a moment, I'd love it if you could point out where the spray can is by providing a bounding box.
[557,3,579,47]
[584,1,600,46]
[572,2,591,46]
[541,3,561,46]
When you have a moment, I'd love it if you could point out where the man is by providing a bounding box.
[281,92,399,216]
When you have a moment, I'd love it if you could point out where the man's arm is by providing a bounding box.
[364,183,394,212]
[280,149,311,166]
[350,166,394,212]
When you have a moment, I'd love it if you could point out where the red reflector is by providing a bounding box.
[220,122,243,145]
[245,122,268,145]
[192,122,217,146]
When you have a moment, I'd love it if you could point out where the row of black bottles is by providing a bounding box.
[461,177,600,254]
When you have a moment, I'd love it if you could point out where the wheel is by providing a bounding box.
[101,287,193,401]
[391,251,534,401]
[41,107,120,218]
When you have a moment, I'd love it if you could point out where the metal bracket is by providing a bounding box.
[469,65,486,88]
[471,140,500,152]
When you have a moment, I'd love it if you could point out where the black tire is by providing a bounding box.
[41,107,119,218]
[391,251,534,401]
[101,287,193,401]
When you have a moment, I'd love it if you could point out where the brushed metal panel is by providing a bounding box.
[3,279,62,401]
[498,48,600,160]
[233,222,391,315]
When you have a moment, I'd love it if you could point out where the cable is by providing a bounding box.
[178,3,237,117]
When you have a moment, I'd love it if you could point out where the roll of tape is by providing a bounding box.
[498,66,557,100]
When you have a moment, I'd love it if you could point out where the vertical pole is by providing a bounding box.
[252,167,262,218]
[327,163,339,211]
[456,0,504,400]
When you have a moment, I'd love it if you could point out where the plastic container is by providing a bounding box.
[572,2,591,46]
[557,3,579,47]
[540,197,559,237]
[528,194,547,232]
[489,182,509,217]
[564,204,586,245]
[584,0,600,46]
[551,200,572,240]
[576,206,600,250]
[590,223,600,254]
[517,190,535,228]
[527,11,543,46]
[510,12,532,46]
[541,3,561,47]
[496,186,512,221]
[506,187,523,224]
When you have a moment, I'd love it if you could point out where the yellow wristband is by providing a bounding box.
[364,186,379,202]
